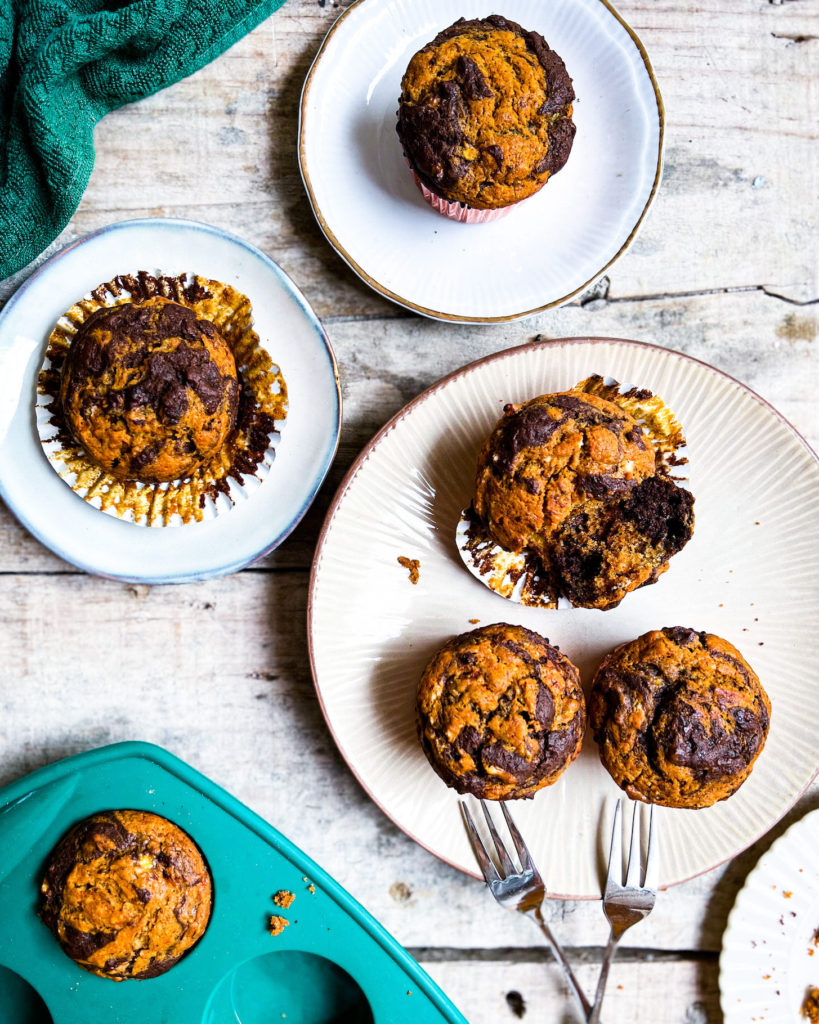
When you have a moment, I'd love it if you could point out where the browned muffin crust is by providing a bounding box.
[475,392,657,554]
[60,297,239,483]
[397,15,575,209]
[802,987,819,1022]
[416,623,585,800]
[40,810,212,980]
[589,628,771,808]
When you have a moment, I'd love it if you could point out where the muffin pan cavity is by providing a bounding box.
[205,951,375,1024]
[0,743,466,1024]
[0,965,54,1024]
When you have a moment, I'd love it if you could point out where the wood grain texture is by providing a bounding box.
[0,2,817,1022]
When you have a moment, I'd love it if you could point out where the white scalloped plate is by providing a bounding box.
[0,219,341,583]
[308,338,819,898]
[299,0,663,323]
[720,808,819,1023]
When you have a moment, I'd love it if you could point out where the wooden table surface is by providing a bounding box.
[1,1,817,1021]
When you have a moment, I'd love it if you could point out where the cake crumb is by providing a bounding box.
[273,890,295,909]
[469,618,480,624]
[398,556,420,584]
[308,883,316,894]
[784,891,793,898]
[268,915,290,936]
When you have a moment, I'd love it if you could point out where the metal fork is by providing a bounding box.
[588,799,659,1024]
[460,800,592,1021]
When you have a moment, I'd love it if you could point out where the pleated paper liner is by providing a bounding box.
[456,374,689,607]
[36,271,288,527]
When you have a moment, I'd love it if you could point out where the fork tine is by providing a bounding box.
[498,802,538,877]
[480,801,517,876]
[643,804,660,889]
[606,798,624,887]
[459,802,500,883]
[625,802,642,889]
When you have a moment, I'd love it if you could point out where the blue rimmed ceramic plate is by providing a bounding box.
[0,218,341,583]
[0,742,468,1024]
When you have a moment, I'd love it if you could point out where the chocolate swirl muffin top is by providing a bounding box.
[60,297,239,483]
[589,628,771,808]
[40,809,212,980]
[416,623,586,800]
[397,15,575,210]
[474,391,658,557]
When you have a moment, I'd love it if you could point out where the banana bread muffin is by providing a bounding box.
[589,628,771,808]
[471,389,694,610]
[40,810,212,980]
[416,623,585,800]
[396,15,575,213]
[60,297,240,482]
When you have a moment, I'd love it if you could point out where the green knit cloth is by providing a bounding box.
[0,0,287,279]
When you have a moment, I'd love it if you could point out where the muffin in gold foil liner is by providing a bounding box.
[36,271,288,527]
[456,374,691,609]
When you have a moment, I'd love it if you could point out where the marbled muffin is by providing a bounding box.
[416,623,585,800]
[396,15,575,211]
[40,810,212,980]
[472,392,694,610]
[589,628,771,808]
[60,297,239,483]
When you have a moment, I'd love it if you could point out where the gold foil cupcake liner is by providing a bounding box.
[456,375,689,608]
[36,271,288,528]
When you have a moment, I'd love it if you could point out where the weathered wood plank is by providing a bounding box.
[418,956,721,1024]
[0,572,815,955]
[1,287,814,571]
[2,0,817,312]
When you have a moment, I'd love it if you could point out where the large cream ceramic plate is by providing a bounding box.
[308,338,819,898]
[299,0,663,323]
[720,808,819,1023]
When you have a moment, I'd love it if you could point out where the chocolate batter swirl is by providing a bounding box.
[416,623,585,800]
[397,15,575,209]
[40,810,212,980]
[589,628,771,808]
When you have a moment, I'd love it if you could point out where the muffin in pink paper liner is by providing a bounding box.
[396,15,576,221]
[407,162,515,223]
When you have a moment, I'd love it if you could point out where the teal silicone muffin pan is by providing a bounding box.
[0,742,468,1024]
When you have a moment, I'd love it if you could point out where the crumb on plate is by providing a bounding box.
[397,556,420,584]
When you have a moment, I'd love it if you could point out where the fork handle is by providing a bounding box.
[529,905,593,1020]
[587,929,620,1024]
